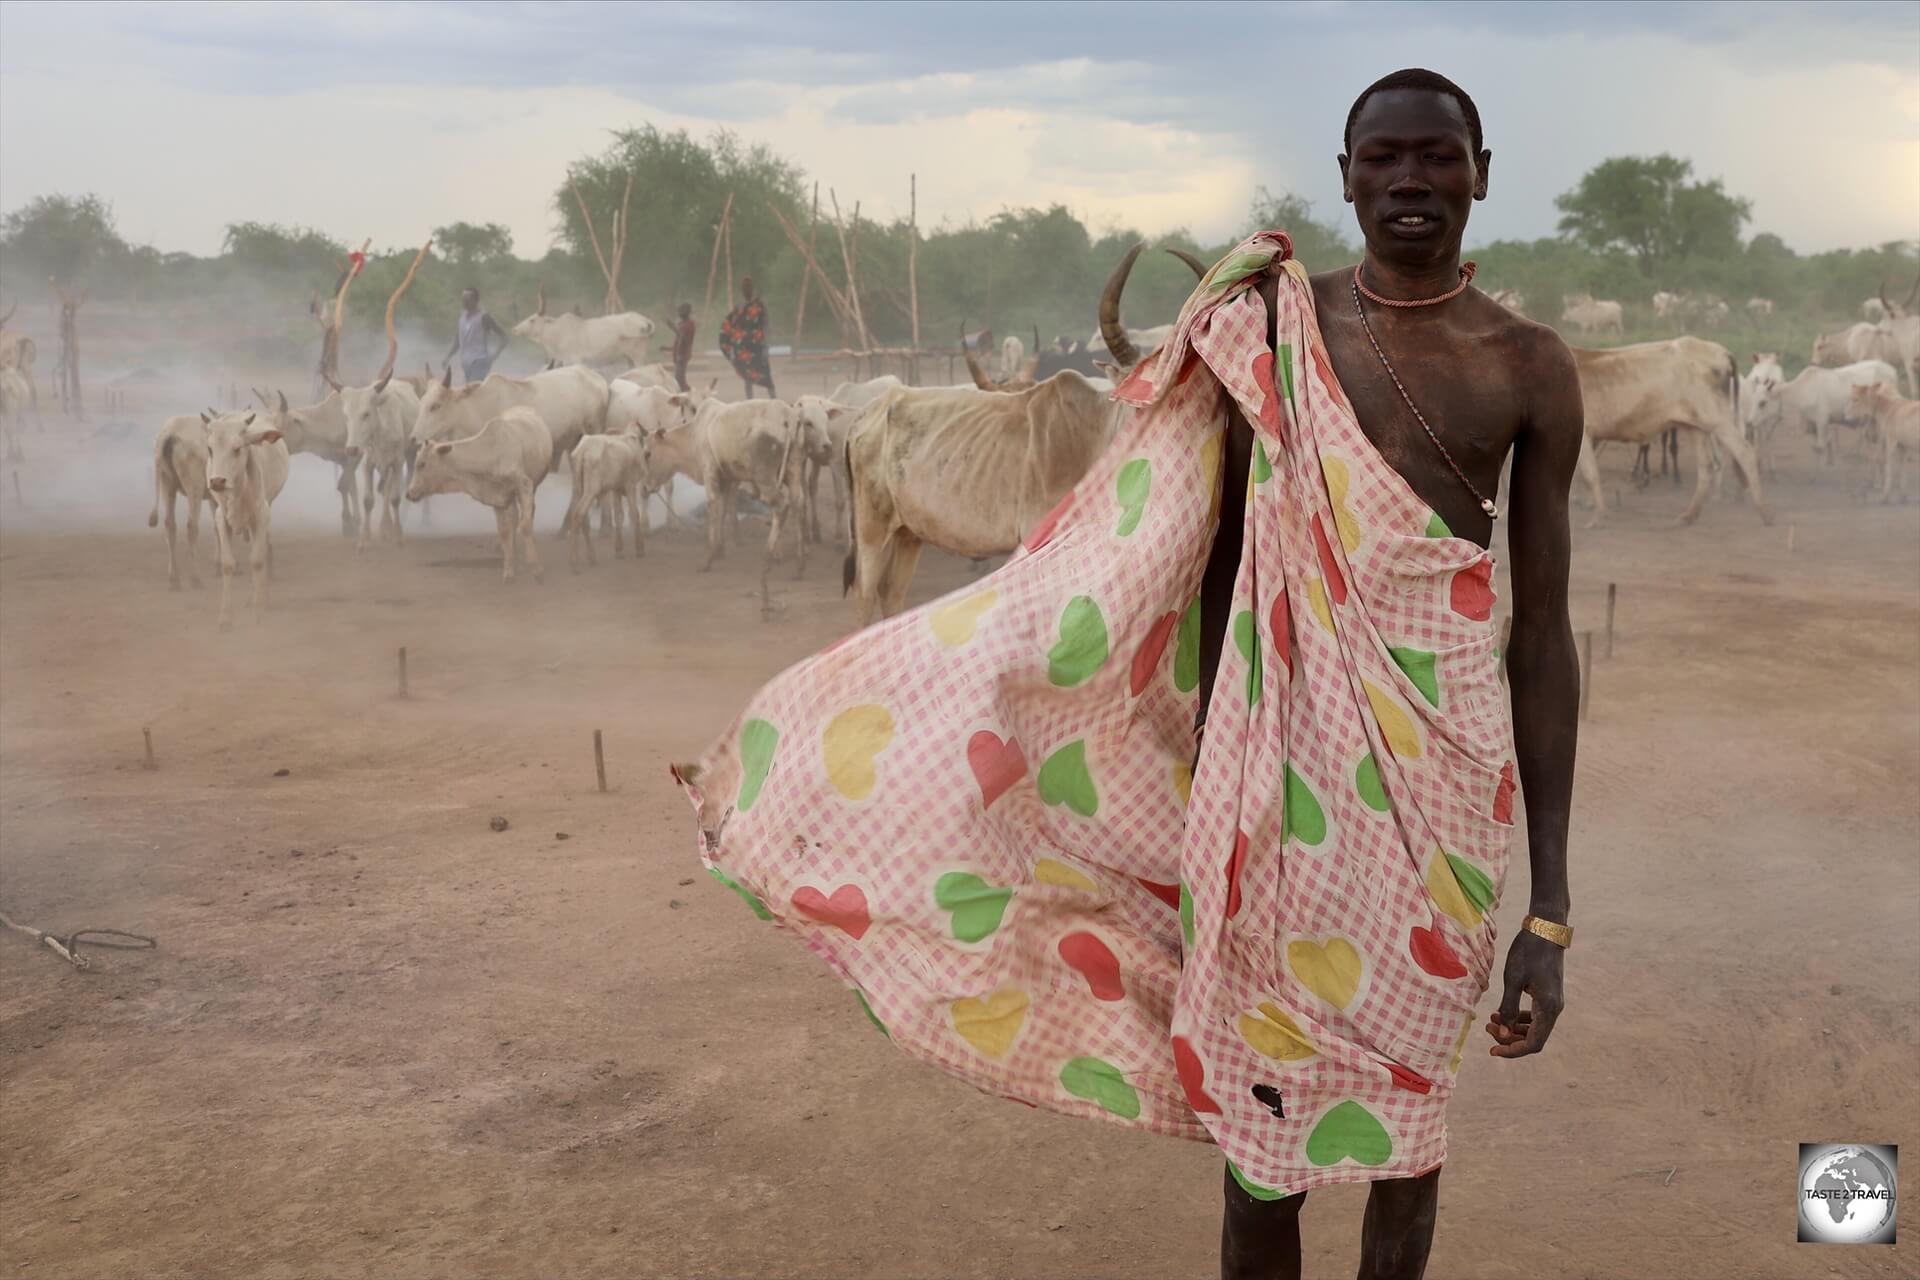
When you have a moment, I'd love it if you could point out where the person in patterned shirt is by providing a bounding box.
[719,276,775,398]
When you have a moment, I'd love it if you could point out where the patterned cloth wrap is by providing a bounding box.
[678,230,1518,1197]
[719,296,772,387]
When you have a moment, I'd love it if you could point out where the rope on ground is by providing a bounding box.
[0,908,157,972]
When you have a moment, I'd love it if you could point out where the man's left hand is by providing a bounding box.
[1486,931,1564,1058]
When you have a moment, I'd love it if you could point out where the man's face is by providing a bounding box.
[462,290,479,311]
[1339,88,1490,266]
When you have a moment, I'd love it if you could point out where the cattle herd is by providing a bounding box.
[1,251,1915,633]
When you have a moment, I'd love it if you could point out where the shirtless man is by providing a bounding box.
[1204,69,1582,1280]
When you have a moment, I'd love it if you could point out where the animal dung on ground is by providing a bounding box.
[489,816,510,832]
[273,768,291,777]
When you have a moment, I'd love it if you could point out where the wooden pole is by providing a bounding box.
[1605,583,1617,658]
[567,173,618,310]
[908,174,920,385]
[767,203,858,344]
[722,208,735,317]
[1578,630,1593,721]
[793,183,818,347]
[829,190,870,351]
[142,727,157,771]
[593,729,608,793]
[397,646,409,699]
[703,191,735,322]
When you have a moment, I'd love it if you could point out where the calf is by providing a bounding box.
[0,366,29,461]
[406,407,553,582]
[694,398,831,576]
[563,426,652,569]
[147,414,214,589]
[794,394,852,544]
[1850,382,1920,503]
[615,383,706,529]
[202,411,290,629]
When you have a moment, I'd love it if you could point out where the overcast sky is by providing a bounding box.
[2,0,1915,260]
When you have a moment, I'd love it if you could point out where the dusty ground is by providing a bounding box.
[1,407,1916,1280]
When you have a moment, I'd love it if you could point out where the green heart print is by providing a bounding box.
[1115,458,1151,536]
[737,718,779,810]
[1060,1056,1141,1119]
[1037,740,1100,817]
[933,871,1014,943]
[1305,1100,1392,1167]
[1048,596,1110,687]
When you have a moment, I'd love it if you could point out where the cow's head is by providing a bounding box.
[202,411,280,494]
[406,436,464,503]
[793,396,846,461]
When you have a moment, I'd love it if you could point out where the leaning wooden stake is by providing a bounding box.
[793,183,819,344]
[593,729,608,793]
[702,191,735,322]
[1578,630,1593,721]
[397,646,410,699]
[1605,583,1617,658]
[908,174,921,383]
[142,727,157,771]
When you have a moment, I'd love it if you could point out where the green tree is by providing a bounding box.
[433,221,514,270]
[0,193,127,285]
[221,222,344,277]
[1243,186,1355,271]
[1554,155,1751,277]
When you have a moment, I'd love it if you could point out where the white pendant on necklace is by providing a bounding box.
[1481,498,1499,517]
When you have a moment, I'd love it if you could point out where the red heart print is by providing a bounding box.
[1450,558,1495,621]
[1313,514,1347,605]
[1269,591,1292,677]
[1058,931,1125,1001]
[967,731,1027,810]
[1226,829,1249,919]
[791,885,871,940]
[1493,761,1516,824]
[1251,350,1283,434]
[1130,611,1180,696]
[1171,1034,1222,1114]
[1408,922,1466,978]
[1136,877,1181,911]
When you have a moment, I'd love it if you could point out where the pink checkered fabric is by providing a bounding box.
[678,231,1516,1196]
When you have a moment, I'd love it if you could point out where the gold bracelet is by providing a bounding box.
[1521,915,1573,948]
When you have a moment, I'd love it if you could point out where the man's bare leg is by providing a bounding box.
[1220,1164,1304,1280]
[1357,1167,1441,1280]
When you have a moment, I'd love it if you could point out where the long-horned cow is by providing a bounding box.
[842,243,1202,624]
[257,388,358,537]
[339,240,431,551]
[511,281,657,368]
[1572,337,1773,527]
[1749,359,1900,469]
[692,398,831,578]
[202,410,290,630]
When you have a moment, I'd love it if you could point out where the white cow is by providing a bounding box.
[1850,382,1920,502]
[202,411,290,629]
[1748,360,1899,470]
[1746,297,1775,319]
[998,334,1026,384]
[257,389,358,537]
[826,375,905,410]
[1652,290,1686,320]
[147,414,214,589]
[0,366,30,461]
[562,425,651,569]
[1863,298,1888,324]
[1561,294,1625,337]
[1812,322,1898,371]
[613,363,678,391]
[1090,322,1174,358]
[1697,297,1731,327]
[412,365,609,479]
[1486,288,1525,314]
[512,286,656,368]
[406,408,554,582]
[342,379,422,551]
[1572,337,1771,526]
[693,397,831,576]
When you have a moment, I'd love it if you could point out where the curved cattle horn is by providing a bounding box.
[440,364,453,389]
[1166,247,1209,278]
[277,390,288,414]
[373,238,432,391]
[536,279,547,316]
[0,301,14,328]
[251,385,269,407]
[959,319,995,389]
[1879,278,1894,317]
[1099,242,1145,371]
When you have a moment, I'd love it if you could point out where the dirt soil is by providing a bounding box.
[1,414,1916,1280]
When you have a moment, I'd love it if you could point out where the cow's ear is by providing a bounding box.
[199,412,211,425]
[434,442,453,456]
[827,406,845,419]
[249,429,283,446]
[243,413,255,427]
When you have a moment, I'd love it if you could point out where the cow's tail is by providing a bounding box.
[841,435,857,597]
[148,434,173,527]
